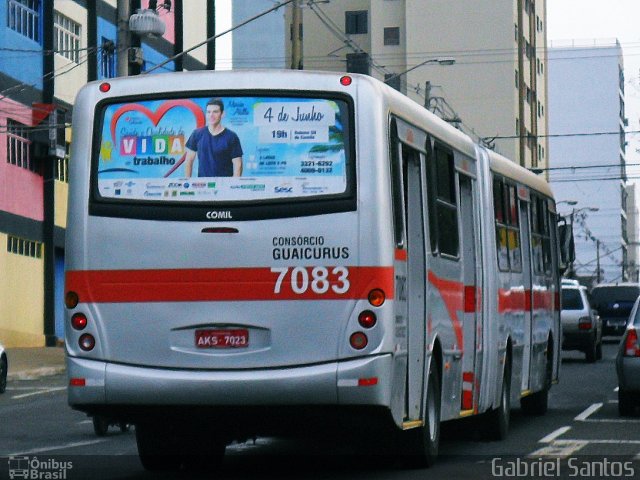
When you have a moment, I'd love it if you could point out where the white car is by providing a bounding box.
[0,341,6,394]
[561,280,603,362]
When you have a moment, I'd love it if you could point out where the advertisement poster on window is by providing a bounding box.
[97,96,348,202]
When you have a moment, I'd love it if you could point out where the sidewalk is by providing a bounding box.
[6,346,66,380]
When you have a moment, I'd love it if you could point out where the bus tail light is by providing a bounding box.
[624,329,640,357]
[578,317,592,330]
[69,378,86,387]
[340,75,352,86]
[71,313,88,330]
[350,332,368,350]
[79,334,96,351]
[358,310,377,329]
[65,291,79,309]
[99,82,111,92]
[368,289,386,307]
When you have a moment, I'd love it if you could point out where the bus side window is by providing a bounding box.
[389,119,406,248]
[431,143,459,258]
[494,177,510,271]
[507,184,522,272]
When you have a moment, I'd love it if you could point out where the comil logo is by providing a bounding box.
[206,211,233,220]
[8,456,73,479]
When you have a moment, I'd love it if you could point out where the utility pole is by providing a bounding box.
[117,0,131,76]
[596,239,601,284]
[424,81,432,110]
[291,0,303,70]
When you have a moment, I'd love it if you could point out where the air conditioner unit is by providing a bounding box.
[129,9,165,37]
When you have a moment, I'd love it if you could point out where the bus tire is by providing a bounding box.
[135,424,182,471]
[92,416,110,437]
[484,360,511,441]
[404,360,441,467]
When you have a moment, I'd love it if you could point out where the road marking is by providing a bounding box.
[11,387,66,400]
[574,403,602,421]
[539,426,571,443]
[555,438,640,445]
[580,418,640,424]
[529,440,587,458]
[7,439,108,456]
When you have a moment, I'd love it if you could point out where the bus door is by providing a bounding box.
[391,135,428,421]
[459,174,480,412]
[518,193,533,392]
[403,144,427,421]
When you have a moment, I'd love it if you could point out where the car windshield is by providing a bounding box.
[562,288,584,310]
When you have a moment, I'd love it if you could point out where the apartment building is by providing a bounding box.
[548,40,631,284]
[0,0,212,347]
[289,0,548,170]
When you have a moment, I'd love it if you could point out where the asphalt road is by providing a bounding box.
[1,339,639,479]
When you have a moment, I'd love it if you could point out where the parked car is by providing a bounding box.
[590,283,640,336]
[0,341,7,394]
[561,279,602,362]
[616,296,640,416]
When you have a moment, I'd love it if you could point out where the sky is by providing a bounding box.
[547,0,640,173]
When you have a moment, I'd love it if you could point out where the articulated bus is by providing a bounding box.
[65,70,571,469]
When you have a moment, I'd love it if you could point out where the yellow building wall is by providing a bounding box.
[0,233,45,347]
[55,180,68,228]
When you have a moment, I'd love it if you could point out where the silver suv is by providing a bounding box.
[561,280,602,362]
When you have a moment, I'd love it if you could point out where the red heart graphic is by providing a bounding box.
[109,99,206,143]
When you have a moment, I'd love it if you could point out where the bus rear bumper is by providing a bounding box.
[66,354,395,408]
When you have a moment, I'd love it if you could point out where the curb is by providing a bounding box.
[8,366,67,381]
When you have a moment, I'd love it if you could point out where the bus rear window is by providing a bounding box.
[95,96,351,203]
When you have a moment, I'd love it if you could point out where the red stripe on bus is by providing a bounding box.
[66,266,394,303]
[395,249,407,262]
[427,271,464,349]
[462,390,473,411]
[462,371,474,382]
[498,288,554,313]
[464,286,477,313]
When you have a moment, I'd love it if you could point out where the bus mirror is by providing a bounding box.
[558,220,575,274]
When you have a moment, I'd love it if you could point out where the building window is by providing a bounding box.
[346,52,370,74]
[514,24,518,42]
[56,147,69,183]
[384,73,401,91]
[7,0,40,42]
[7,235,42,259]
[384,27,400,45]
[345,10,368,35]
[54,11,81,63]
[6,119,36,172]
[99,38,116,78]
[515,70,519,88]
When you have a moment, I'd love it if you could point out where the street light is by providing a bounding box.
[384,57,456,84]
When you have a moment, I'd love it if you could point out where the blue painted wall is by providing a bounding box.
[0,1,44,88]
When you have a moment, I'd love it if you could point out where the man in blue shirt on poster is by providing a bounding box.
[184,98,243,177]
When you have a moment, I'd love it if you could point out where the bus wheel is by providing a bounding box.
[404,360,441,467]
[180,431,226,472]
[484,361,511,441]
[135,424,182,471]
[92,416,110,436]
